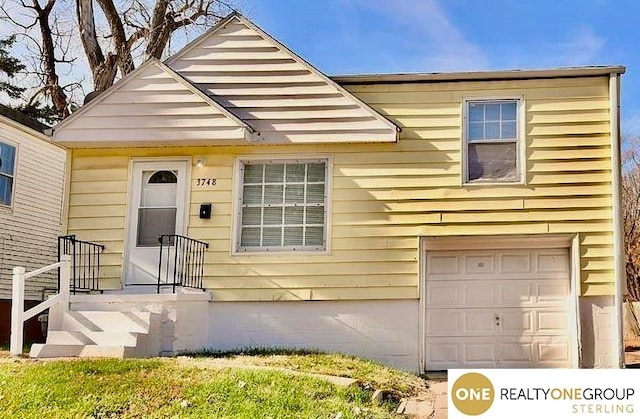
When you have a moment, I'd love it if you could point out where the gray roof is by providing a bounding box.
[0,103,49,133]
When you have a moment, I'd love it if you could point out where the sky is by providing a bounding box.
[240,0,639,137]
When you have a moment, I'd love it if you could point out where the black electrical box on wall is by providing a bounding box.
[199,203,212,219]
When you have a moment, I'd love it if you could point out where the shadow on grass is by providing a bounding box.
[181,346,330,358]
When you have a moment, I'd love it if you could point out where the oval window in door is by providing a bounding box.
[136,170,178,247]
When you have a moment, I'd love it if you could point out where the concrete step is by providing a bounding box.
[30,343,83,358]
[31,307,160,359]
[80,331,140,347]
[30,343,138,359]
[46,331,94,345]
[78,345,137,358]
[62,310,151,334]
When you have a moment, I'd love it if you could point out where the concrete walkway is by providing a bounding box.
[397,373,447,418]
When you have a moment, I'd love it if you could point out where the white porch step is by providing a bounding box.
[46,331,94,345]
[47,330,140,347]
[30,343,84,358]
[30,308,160,360]
[62,310,151,334]
[30,343,136,359]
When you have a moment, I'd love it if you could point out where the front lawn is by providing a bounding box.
[0,352,423,418]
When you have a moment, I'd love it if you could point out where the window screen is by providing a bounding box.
[466,100,520,183]
[238,160,328,252]
[137,170,178,247]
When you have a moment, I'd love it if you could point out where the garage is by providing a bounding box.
[424,243,574,370]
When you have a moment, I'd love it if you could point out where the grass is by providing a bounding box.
[0,351,423,418]
[186,348,425,398]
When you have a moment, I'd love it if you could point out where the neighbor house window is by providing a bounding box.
[0,141,16,206]
[465,99,520,183]
[237,159,328,252]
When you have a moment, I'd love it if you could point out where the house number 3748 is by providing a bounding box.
[196,178,217,187]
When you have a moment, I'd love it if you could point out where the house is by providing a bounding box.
[25,13,623,371]
[0,104,66,346]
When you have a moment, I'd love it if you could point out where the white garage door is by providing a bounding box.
[425,248,571,369]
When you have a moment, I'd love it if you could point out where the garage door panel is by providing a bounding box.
[464,254,495,274]
[500,252,532,274]
[464,311,497,334]
[426,282,461,306]
[426,311,461,334]
[538,341,570,363]
[499,342,534,363]
[427,309,498,336]
[538,310,570,333]
[428,280,567,309]
[500,281,534,305]
[465,343,496,363]
[427,254,460,276]
[536,282,569,302]
[465,283,496,306]
[427,281,498,308]
[425,247,571,369]
[536,252,569,276]
[426,341,460,365]
[500,310,533,334]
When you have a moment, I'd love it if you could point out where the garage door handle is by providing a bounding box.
[495,315,500,326]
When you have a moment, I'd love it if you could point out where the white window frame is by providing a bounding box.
[0,140,18,209]
[232,155,332,255]
[462,96,526,185]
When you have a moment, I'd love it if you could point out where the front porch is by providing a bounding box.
[30,291,212,358]
[11,232,212,360]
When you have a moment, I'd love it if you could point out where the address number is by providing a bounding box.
[196,178,217,187]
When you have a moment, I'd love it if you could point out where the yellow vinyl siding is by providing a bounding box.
[65,75,615,299]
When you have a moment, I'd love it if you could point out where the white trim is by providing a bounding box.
[461,96,526,185]
[418,236,426,372]
[231,154,333,255]
[332,65,625,84]
[423,234,573,251]
[571,234,582,368]
[609,73,625,368]
[122,157,192,286]
[420,234,579,370]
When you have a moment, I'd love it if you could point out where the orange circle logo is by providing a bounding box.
[451,372,495,415]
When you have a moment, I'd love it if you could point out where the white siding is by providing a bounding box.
[54,61,250,146]
[0,118,66,300]
[167,14,397,144]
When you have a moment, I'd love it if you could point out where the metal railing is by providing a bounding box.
[57,235,105,294]
[158,235,209,293]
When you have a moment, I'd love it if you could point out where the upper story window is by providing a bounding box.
[465,99,521,183]
[236,158,328,253]
[0,141,16,206]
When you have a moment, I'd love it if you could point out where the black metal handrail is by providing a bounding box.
[158,234,209,293]
[57,235,105,294]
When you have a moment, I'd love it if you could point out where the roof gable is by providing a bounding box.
[166,13,398,144]
[54,59,251,146]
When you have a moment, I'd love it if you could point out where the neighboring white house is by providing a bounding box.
[0,104,66,345]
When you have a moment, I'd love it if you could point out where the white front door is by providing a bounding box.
[125,160,188,285]
[425,248,571,369]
